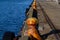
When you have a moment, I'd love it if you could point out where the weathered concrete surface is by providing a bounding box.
[36,0,60,40]
[39,1,60,30]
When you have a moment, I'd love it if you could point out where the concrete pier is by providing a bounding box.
[19,0,60,40]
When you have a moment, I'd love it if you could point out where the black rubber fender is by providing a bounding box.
[2,31,15,40]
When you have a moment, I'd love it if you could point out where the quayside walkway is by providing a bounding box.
[18,0,60,40]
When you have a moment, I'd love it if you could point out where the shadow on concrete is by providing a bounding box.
[42,30,60,39]
[32,9,38,19]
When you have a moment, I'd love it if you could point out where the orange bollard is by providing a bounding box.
[26,17,42,40]
[32,0,37,10]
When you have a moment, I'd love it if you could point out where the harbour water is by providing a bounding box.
[0,0,33,40]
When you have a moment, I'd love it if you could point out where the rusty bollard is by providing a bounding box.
[26,17,42,40]
[32,0,37,10]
